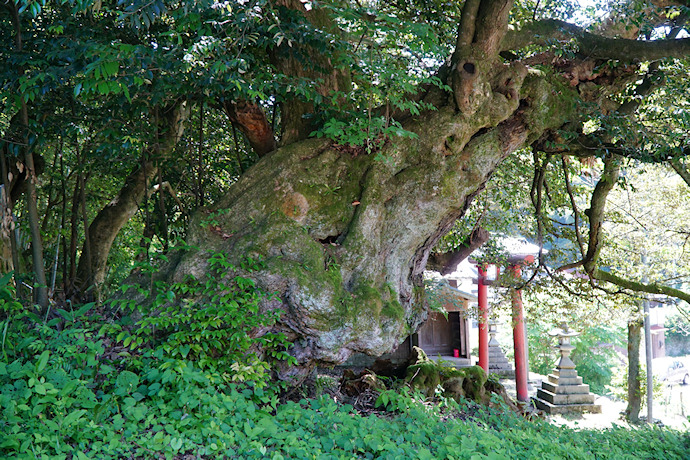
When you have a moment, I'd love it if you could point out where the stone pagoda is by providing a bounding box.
[534,324,602,414]
[487,321,514,377]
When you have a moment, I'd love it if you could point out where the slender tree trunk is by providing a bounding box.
[74,159,157,291]
[74,103,189,293]
[197,104,204,207]
[67,175,81,291]
[60,153,68,294]
[40,143,61,233]
[0,146,20,280]
[77,148,93,297]
[23,130,49,308]
[626,318,643,423]
[0,183,13,275]
[9,2,48,308]
[157,166,168,251]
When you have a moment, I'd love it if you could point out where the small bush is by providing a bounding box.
[111,252,295,386]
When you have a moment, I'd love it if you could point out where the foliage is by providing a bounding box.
[110,252,295,386]
[608,364,664,407]
[423,277,467,317]
[602,165,690,298]
[527,320,624,394]
[1,276,689,458]
[527,321,559,376]
[570,326,624,395]
[665,311,690,356]
[1,313,688,459]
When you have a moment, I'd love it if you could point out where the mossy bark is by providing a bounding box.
[405,346,490,403]
[168,71,578,377]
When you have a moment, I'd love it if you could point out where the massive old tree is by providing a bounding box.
[167,0,690,372]
[3,0,690,375]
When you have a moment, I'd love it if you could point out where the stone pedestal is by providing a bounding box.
[487,321,514,377]
[533,324,601,414]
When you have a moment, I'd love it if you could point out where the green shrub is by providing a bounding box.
[570,326,624,395]
[608,363,664,407]
[1,314,689,459]
[112,252,295,386]
[2,274,689,459]
[529,323,623,394]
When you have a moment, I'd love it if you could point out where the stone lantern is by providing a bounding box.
[533,323,601,414]
[487,320,514,377]
[552,323,579,370]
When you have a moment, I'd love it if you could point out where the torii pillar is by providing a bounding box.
[509,255,534,403]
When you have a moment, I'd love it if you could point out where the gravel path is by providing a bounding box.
[500,373,690,430]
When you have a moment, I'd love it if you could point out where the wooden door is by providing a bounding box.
[418,312,453,355]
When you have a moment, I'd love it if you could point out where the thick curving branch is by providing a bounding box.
[502,19,690,62]
[669,157,690,188]
[427,226,490,275]
[557,153,620,273]
[222,100,276,157]
[594,268,690,305]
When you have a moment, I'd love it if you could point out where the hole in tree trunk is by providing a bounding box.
[463,62,476,74]
[318,234,341,246]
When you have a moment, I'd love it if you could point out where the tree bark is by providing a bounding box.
[7,2,48,308]
[427,226,490,275]
[128,1,690,378]
[222,100,276,157]
[0,145,18,277]
[503,19,690,62]
[74,103,189,293]
[626,318,643,423]
[24,141,49,308]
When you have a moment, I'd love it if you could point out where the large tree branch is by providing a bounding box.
[594,268,690,305]
[427,226,490,275]
[561,155,586,260]
[503,19,690,62]
[451,0,523,115]
[74,102,189,293]
[222,100,276,157]
[581,153,620,274]
[557,153,620,273]
[669,158,690,188]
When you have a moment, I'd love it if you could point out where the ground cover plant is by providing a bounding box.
[1,272,688,459]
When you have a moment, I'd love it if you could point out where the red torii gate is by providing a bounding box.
[474,254,534,403]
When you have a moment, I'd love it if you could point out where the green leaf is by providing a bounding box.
[102,61,119,77]
[57,309,74,322]
[115,371,140,395]
[76,302,95,317]
[36,350,50,373]
[63,409,87,426]
[170,437,183,451]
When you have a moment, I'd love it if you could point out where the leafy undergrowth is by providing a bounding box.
[0,269,688,459]
[1,323,688,460]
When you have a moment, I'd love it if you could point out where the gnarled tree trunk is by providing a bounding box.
[170,63,577,377]
[131,0,690,378]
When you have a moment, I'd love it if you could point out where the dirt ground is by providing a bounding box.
[500,372,690,430]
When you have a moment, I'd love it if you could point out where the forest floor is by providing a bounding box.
[316,367,689,431]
